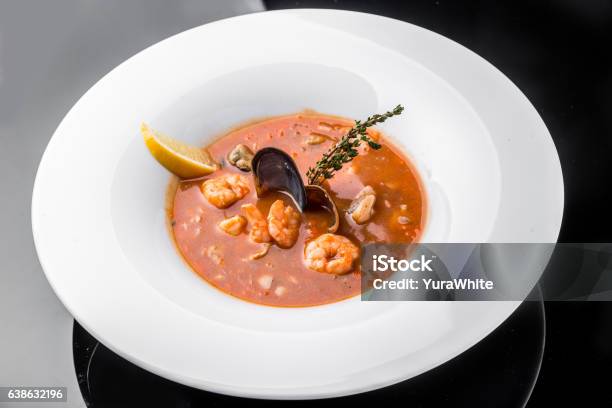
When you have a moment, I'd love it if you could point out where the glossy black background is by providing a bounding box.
[265,1,612,405]
[75,1,612,406]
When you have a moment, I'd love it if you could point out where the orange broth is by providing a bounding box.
[170,113,426,307]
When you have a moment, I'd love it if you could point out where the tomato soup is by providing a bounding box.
[170,113,426,307]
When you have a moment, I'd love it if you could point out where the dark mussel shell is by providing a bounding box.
[251,147,339,233]
[252,147,307,210]
[305,184,339,233]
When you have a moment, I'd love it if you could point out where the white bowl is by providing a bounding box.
[32,10,563,399]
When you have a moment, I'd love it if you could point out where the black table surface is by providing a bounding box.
[76,1,612,406]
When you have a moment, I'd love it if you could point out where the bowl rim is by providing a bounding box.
[31,9,563,399]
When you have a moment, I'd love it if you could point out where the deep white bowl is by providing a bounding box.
[32,9,563,399]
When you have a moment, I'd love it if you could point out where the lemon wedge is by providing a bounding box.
[141,123,217,178]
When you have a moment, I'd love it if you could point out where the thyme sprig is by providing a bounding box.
[306,104,404,185]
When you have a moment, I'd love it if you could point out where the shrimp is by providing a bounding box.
[267,200,301,248]
[218,215,246,236]
[202,174,250,208]
[241,204,271,243]
[303,233,359,274]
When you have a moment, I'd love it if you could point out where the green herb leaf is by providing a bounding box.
[306,104,404,185]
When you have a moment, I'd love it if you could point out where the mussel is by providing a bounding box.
[227,144,254,172]
[251,147,339,233]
